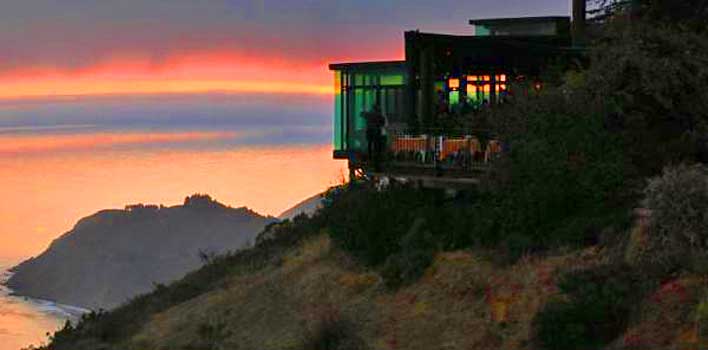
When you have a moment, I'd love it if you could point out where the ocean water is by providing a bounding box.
[0,92,347,349]
[0,259,87,350]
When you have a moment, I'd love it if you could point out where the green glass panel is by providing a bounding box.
[354,74,363,87]
[351,88,367,151]
[380,73,404,86]
[333,71,343,151]
[475,25,491,36]
[449,91,459,106]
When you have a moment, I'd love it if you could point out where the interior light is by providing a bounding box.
[448,78,460,90]
[534,81,543,92]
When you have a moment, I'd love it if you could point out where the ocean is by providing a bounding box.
[0,92,347,349]
[0,258,87,350]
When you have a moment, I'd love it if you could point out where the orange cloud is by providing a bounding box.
[0,50,338,99]
[0,131,240,154]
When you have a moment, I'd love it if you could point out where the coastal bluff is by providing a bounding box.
[6,194,276,310]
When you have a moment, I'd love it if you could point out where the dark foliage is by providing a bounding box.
[584,23,708,176]
[591,0,708,32]
[321,183,449,286]
[300,312,367,350]
[322,183,446,267]
[534,264,647,350]
[490,88,630,254]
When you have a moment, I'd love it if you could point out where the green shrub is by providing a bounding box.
[300,313,366,350]
[534,264,642,350]
[584,23,708,175]
[323,183,491,286]
[642,164,708,271]
[322,183,447,267]
[698,295,708,342]
[380,219,436,288]
[490,89,629,256]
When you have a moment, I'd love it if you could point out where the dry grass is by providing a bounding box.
[124,233,704,350]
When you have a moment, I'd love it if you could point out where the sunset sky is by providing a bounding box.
[0,0,570,100]
[0,0,571,259]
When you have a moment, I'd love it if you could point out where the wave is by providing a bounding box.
[1,268,89,321]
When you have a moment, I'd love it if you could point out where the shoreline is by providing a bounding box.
[1,267,90,321]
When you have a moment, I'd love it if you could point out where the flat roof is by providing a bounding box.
[405,31,573,50]
[469,16,570,26]
[329,60,406,72]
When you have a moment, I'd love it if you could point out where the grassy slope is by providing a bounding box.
[44,220,706,350]
[123,236,704,350]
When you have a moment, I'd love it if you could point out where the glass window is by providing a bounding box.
[448,78,460,90]
[334,66,406,154]
[334,71,344,151]
[381,74,404,86]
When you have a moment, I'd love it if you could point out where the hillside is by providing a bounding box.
[36,210,707,350]
[278,193,323,220]
[6,195,276,310]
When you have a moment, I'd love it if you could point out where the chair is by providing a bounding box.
[485,140,503,163]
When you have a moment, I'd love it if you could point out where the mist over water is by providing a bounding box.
[0,92,347,349]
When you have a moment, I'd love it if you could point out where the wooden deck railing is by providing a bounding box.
[388,133,502,168]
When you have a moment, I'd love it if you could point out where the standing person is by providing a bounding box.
[365,104,385,170]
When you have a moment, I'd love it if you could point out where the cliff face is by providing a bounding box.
[6,195,276,310]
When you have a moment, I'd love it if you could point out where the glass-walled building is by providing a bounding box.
[330,61,407,159]
[329,16,584,167]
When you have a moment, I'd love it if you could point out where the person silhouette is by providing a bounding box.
[365,103,385,170]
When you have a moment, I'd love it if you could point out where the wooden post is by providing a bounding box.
[572,0,587,46]
[420,46,434,130]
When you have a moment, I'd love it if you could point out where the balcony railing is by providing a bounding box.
[383,130,503,172]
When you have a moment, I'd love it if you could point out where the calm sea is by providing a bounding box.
[0,258,87,350]
[0,92,347,349]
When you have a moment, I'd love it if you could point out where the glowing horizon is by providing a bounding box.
[0,143,347,259]
[0,130,242,154]
[0,50,345,100]
[0,78,332,100]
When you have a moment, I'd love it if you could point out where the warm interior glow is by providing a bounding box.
[448,78,460,90]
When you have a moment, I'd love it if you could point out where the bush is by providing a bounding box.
[641,164,708,270]
[698,295,708,342]
[300,312,366,350]
[380,219,436,288]
[322,183,447,267]
[490,89,629,255]
[584,23,708,176]
[323,183,492,286]
[534,264,642,350]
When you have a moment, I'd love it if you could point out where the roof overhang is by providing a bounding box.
[469,16,570,26]
[328,60,406,72]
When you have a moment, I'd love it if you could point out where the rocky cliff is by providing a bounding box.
[6,194,276,310]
